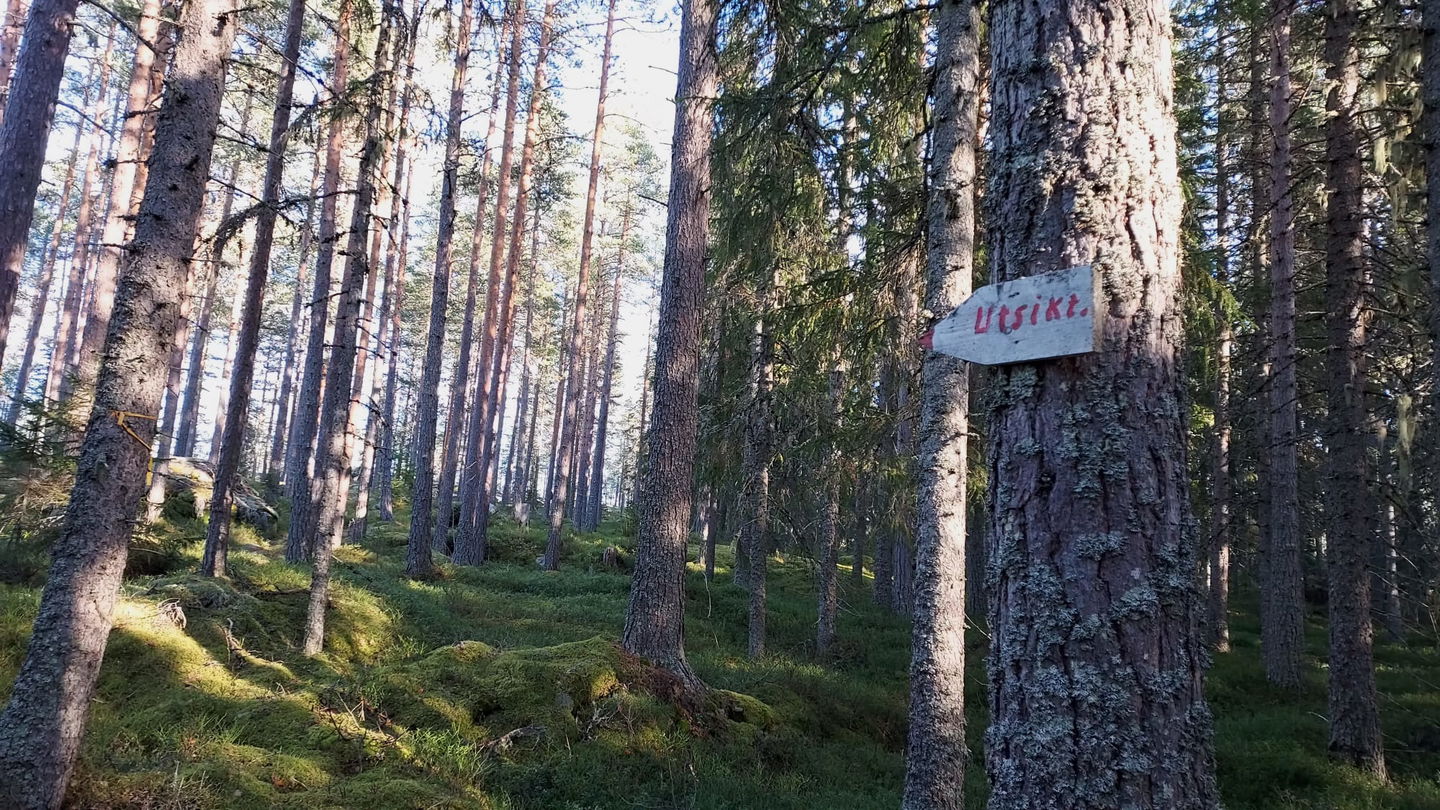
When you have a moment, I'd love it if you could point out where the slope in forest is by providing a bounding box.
[0,499,1438,809]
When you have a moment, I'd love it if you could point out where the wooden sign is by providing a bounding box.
[919,265,1099,365]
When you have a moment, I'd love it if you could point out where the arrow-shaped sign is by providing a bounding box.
[919,265,1099,365]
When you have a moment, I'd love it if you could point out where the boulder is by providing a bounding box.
[151,457,279,532]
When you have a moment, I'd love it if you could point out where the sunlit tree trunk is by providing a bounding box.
[406,0,483,571]
[470,2,558,561]
[174,171,239,457]
[303,0,397,652]
[0,0,95,371]
[377,74,416,524]
[618,0,714,685]
[447,0,526,563]
[587,215,628,531]
[65,0,164,395]
[284,0,353,562]
[902,0,976,802]
[542,0,616,566]
[42,26,115,404]
[0,0,238,797]
[200,0,310,576]
[348,52,406,544]
[434,17,505,546]
[266,154,323,485]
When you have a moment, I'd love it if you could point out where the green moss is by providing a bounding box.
[2,507,1438,809]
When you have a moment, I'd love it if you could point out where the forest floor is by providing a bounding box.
[1,501,1439,809]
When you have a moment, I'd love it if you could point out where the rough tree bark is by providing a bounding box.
[1425,0,1440,594]
[1321,0,1384,775]
[1261,0,1304,689]
[200,0,310,577]
[0,0,238,799]
[982,0,1219,802]
[618,0,714,686]
[902,0,976,802]
[0,0,30,119]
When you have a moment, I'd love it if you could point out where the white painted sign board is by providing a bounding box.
[920,265,1099,365]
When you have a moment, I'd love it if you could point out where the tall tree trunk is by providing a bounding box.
[6,41,98,422]
[174,161,241,456]
[200,0,310,576]
[470,1,559,562]
[983,0,1219,801]
[1321,0,1383,775]
[1210,60,1233,654]
[572,296,603,527]
[0,0,29,118]
[266,153,323,484]
[618,0,714,684]
[815,363,843,657]
[588,224,627,531]
[902,0,976,802]
[448,0,527,563]
[284,0,353,562]
[434,17,506,546]
[42,24,116,405]
[743,268,774,658]
[0,0,93,371]
[541,0,616,566]
[630,320,652,514]
[173,235,221,455]
[304,0,397,651]
[377,90,416,524]
[340,128,393,529]
[207,253,247,461]
[0,0,237,798]
[504,209,542,506]
[358,13,416,532]
[1261,0,1304,689]
[69,0,164,395]
[1425,0,1440,586]
[405,0,480,573]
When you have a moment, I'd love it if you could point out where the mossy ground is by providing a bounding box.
[1,506,1438,808]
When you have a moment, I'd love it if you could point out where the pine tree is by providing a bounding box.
[0,0,239,795]
[982,0,1218,802]
[619,0,716,686]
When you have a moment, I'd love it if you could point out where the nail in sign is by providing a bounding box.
[919,265,1099,365]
